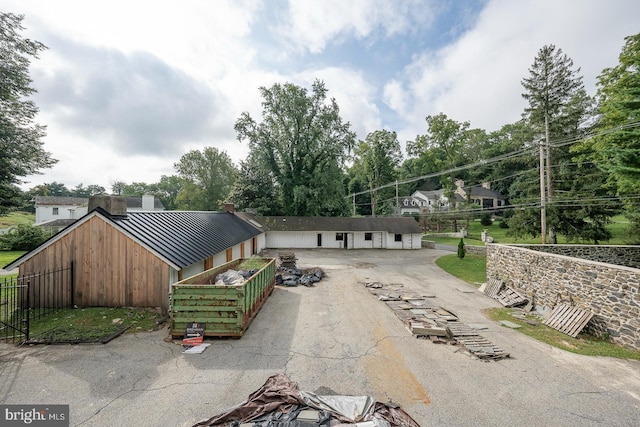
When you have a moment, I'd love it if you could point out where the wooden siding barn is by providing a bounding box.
[5,204,265,314]
[19,214,171,310]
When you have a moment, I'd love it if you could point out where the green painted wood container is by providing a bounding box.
[169,258,276,337]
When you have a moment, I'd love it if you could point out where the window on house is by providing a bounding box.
[335,233,344,241]
[52,207,59,215]
[394,234,402,242]
[365,233,372,241]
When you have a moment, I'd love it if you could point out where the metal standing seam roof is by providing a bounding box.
[106,210,263,269]
[258,216,422,234]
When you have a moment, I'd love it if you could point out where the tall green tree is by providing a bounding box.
[516,44,610,243]
[350,130,402,216]
[235,80,355,216]
[406,113,474,200]
[228,154,282,215]
[153,175,182,211]
[580,33,640,240]
[174,147,237,211]
[0,13,56,214]
[71,183,105,197]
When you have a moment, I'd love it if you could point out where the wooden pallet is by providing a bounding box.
[442,321,480,337]
[455,336,510,360]
[543,303,594,338]
[483,278,504,298]
[495,287,528,307]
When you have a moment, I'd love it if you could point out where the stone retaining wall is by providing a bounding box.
[464,244,486,256]
[486,244,640,350]
[515,244,640,269]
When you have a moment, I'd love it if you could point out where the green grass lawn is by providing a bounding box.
[434,253,486,285]
[0,250,26,268]
[0,212,35,228]
[485,308,640,360]
[424,215,636,245]
[28,307,165,343]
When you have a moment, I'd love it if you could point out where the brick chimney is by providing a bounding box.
[89,195,127,216]
[482,182,491,190]
[142,194,155,211]
[223,203,235,214]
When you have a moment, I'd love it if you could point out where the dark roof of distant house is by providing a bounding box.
[35,219,77,228]
[257,216,422,234]
[105,210,262,268]
[469,186,506,199]
[5,208,263,270]
[34,196,88,206]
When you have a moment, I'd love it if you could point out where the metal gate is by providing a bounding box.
[0,265,74,343]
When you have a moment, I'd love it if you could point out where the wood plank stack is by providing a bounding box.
[543,303,594,337]
[483,278,504,298]
[482,278,528,308]
[495,287,528,307]
[278,252,297,269]
[362,281,510,361]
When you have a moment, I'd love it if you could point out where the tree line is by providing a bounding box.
[1,12,639,243]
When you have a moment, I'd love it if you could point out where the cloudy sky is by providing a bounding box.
[7,0,640,192]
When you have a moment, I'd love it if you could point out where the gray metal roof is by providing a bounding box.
[469,185,505,199]
[34,196,88,206]
[258,216,422,234]
[104,209,262,268]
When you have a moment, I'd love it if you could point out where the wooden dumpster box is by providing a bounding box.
[170,258,275,338]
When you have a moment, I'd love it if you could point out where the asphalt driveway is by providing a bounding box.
[1,248,639,426]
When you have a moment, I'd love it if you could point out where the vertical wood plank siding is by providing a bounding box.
[19,216,171,312]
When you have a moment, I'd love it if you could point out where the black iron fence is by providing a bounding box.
[0,264,74,343]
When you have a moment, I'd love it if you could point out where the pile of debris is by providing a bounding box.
[278,251,298,268]
[276,267,324,287]
[213,269,260,286]
[363,281,510,361]
[275,251,325,287]
[194,372,420,427]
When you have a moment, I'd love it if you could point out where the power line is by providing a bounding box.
[347,119,640,200]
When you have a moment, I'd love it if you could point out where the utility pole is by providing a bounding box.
[539,138,547,244]
[544,114,555,243]
[395,180,399,215]
[352,194,356,217]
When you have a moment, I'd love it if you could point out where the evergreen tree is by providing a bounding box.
[513,44,611,243]
[580,33,640,240]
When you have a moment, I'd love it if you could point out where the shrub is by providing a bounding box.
[0,224,47,251]
[480,213,493,226]
[498,220,509,229]
[457,238,466,259]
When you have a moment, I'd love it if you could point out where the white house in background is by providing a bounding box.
[35,194,164,225]
[34,196,89,224]
[397,181,506,216]
[397,190,448,215]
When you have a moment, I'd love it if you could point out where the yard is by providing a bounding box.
[424,215,634,245]
[2,248,639,427]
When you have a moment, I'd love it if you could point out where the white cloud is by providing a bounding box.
[296,67,381,139]
[5,0,639,192]
[387,0,640,136]
[278,0,436,53]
